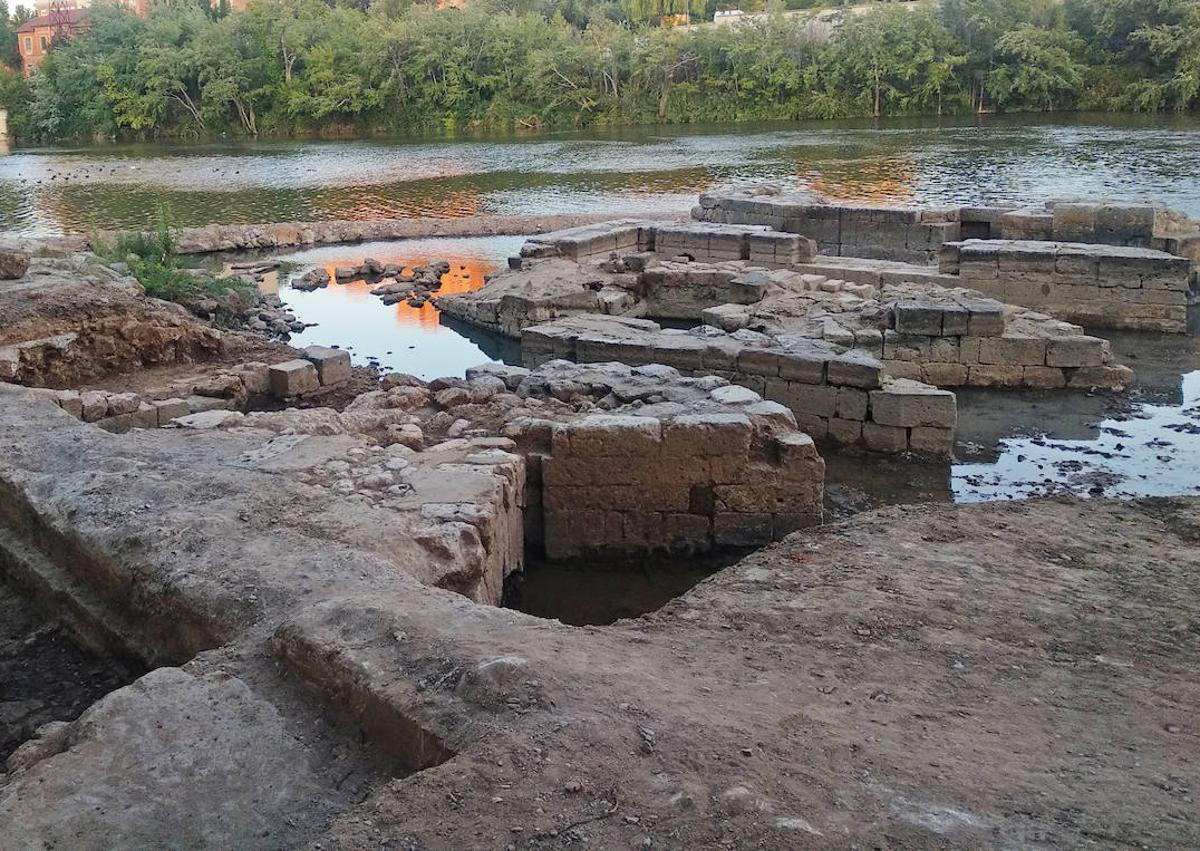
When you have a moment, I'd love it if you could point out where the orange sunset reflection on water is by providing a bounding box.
[798,156,919,206]
[276,235,525,379]
[317,255,492,331]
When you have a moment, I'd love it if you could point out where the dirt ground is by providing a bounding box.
[307,496,1198,850]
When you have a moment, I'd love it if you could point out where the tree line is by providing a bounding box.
[1,0,1197,143]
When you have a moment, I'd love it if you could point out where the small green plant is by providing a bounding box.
[126,257,257,303]
[97,205,257,306]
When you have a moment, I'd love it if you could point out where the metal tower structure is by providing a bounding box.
[48,0,74,47]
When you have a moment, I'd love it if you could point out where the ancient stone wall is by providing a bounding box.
[692,189,961,264]
[27,347,354,433]
[518,411,822,559]
[941,239,1193,333]
[521,318,957,457]
[474,361,825,560]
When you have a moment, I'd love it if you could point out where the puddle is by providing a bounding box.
[0,576,143,762]
[509,549,748,627]
[269,235,523,379]
[953,373,1200,501]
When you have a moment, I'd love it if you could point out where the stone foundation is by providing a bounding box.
[942,238,1192,333]
[521,317,957,457]
[474,361,825,559]
[694,187,1199,332]
[693,187,961,264]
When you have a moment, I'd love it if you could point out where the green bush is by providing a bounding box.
[96,204,256,305]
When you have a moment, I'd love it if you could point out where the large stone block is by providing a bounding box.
[53,390,83,418]
[967,365,1024,387]
[978,336,1047,367]
[776,350,827,384]
[106,392,141,416]
[663,413,752,457]
[893,299,944,336]
[827,351,882,389]
[1051,203,1097,243]
[827,417,863,445]
[1095,204,1155,247]
[835,387,868,421]
[268,360,321,398]
[1045,336,1106,368]
[152,398,191,426]
[563,414,661,457]
[302,346,352,386]
[80,391,109,422]
[869,380,957,429]
[862,422,908,453]
[908,426,954,457]
[713,513,773,547]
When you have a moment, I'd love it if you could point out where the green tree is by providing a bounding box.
[987,26,1084,111]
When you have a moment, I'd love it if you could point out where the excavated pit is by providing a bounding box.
[507,547,750,626]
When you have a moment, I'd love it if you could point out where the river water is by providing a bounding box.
[4,113,1200,235]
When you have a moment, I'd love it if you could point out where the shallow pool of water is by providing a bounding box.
[267,235,521,379]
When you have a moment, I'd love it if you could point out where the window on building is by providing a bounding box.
[39,36,48,50]
[24,36,31,53]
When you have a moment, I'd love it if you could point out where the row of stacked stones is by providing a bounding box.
[691,186,960,264]
[521,316,957,457]
[707,283,1132,391]
[36,346,353,433]
[464,361,826,558]
[694,186,1198,333]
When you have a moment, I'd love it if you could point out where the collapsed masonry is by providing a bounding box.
[0,250,826,580]
[438,195,1154,456]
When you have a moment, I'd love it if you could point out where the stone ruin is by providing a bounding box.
[0,248,826,594]
[437,189,1170,457]
[1,206,1197,848]
[693,187,1199,333]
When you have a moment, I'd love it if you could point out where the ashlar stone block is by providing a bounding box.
[268,360,321,398]
[869,380,957,429]
[303,346,353,386]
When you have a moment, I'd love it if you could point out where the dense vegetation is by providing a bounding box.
[1,0,1198,142]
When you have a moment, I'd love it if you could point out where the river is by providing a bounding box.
[4,113,1200,235]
